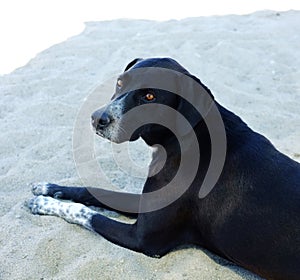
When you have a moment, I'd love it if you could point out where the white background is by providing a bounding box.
[0,0,299,74]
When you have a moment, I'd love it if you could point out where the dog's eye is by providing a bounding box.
[144,92,155,102]
[117,79,123,88]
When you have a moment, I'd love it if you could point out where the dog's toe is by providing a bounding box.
[30,182,50,196]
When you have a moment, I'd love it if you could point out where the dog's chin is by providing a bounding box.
[95,129,130,144]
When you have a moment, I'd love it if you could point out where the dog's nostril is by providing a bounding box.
[98,112,111,127]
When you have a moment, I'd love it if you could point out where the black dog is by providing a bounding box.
[28,58,300,280]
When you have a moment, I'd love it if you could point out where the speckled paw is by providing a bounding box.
[30,182,50,196]
[27,195,58,215]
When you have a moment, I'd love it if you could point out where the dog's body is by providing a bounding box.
[29,58,300,280]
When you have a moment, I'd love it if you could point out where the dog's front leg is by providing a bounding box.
[28,195,141,253]
[30,182,139,218]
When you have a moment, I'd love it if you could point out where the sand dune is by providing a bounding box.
[0,10,299,279]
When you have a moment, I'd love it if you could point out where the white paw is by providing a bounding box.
[30,182,50,196]
[27,195,58,215]
[27,195,95,230]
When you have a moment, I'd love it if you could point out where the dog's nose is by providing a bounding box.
[91,110,111,129]
[98,112,111,127]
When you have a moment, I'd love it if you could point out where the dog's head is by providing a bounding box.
[91,57,214,145]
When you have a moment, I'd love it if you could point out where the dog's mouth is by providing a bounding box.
[92,119,124,143]
[90,119,106,138]
[93,123,110,139]
[93,120,140,144]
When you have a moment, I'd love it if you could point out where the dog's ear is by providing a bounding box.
[176,74,214,136]
[124,58,142,72]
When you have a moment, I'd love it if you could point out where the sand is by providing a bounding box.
[0,10,299,280]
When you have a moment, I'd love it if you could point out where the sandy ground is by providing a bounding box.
[0,10,299,280]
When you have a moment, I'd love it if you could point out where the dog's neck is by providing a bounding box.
[215,103,255,153]
[143,121,212,192]
[143,103,255,194]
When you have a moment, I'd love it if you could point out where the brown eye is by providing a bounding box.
[145,92,155,101]
[117,79,123,88]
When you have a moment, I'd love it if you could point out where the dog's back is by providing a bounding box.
[195,105,300,279]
